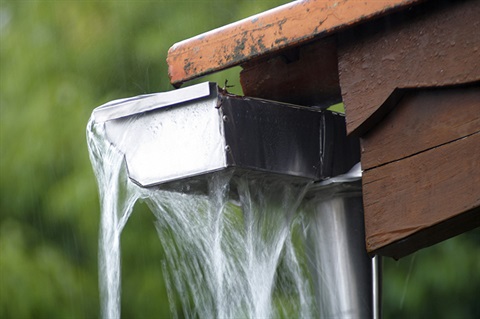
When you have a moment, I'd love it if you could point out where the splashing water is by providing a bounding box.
[87,118,144,319]
[87,116,316,318]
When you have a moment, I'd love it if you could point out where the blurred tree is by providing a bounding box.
[0,0,478,318]
[0,1,288,318]
[383,229,480,319]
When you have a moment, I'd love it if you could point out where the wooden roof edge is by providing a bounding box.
[167,0,423,86]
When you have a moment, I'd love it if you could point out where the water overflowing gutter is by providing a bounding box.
[91,81,378,318]
[92,82,358,190]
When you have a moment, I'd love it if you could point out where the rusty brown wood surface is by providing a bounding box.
[167,0,422,86]
[338,0,480,136]
[363,131,480,257]
[240,37,341,106]
[360,86,480,170]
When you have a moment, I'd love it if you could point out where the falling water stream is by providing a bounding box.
[87,116,316,318]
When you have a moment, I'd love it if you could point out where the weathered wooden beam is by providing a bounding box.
[362,86,480,258]
[338,0,480,136]
[167,0,423,86]
[240,37,341,107]
[337,0,480,257]
[363,132,480,258]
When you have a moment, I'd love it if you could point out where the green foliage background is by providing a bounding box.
[0,1,478,318]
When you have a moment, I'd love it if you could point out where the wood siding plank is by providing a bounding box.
[338,0,480,136]
[361,86,480,170]
[363,132,480,257]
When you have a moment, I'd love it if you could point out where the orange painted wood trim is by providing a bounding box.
[167,0,422,86]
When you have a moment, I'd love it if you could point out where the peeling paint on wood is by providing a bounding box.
[167,0,422,86]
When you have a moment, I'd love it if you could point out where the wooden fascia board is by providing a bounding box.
[167,0,422,86]
[338,0,480,135]
[359,85,480,258]
[363,132,480,258]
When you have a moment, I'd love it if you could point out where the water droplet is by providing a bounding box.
[381,53,396,62]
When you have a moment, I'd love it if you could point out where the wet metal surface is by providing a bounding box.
[167,0,422,86]
[303,181,376,318]
[92,82,359,189]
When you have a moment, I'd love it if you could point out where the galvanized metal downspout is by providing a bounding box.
[302,164,381,318]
